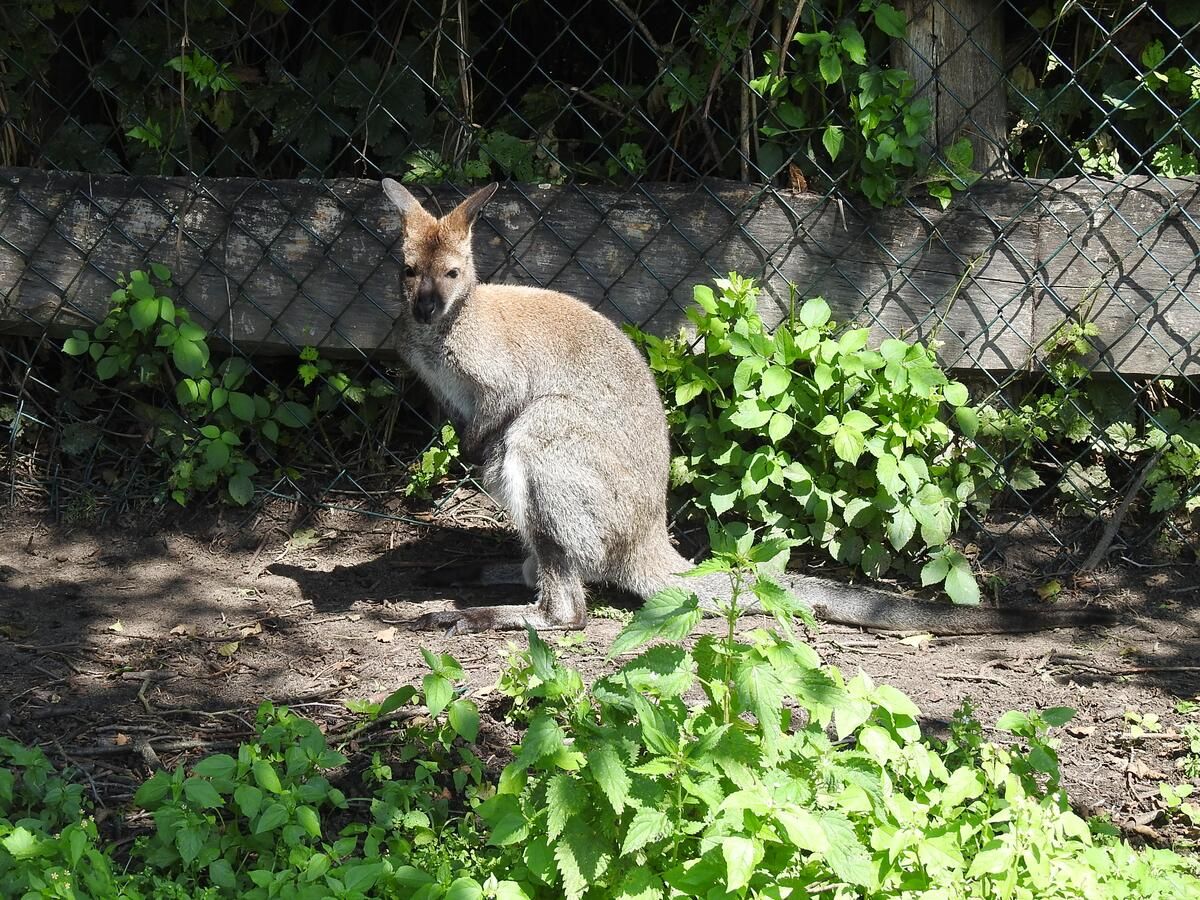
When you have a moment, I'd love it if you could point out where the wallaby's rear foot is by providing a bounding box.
[411,603,583,634]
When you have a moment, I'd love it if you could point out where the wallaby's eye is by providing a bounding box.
[404,265,416,278]
[446,268,460,279]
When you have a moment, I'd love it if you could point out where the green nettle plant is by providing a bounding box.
[628,273,984,604]
[4,542,1200,898]
[475,535,1200,898]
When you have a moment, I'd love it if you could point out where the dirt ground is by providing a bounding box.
[1,493,1198,850]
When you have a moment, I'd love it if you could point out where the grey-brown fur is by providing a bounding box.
[382,178,1112,636]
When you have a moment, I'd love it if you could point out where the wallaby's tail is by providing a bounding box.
[626,538,1114,636]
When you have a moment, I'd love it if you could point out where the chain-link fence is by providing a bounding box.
[1,0,1197,573]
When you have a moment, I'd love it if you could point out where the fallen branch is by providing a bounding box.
[1079,448,1164,572]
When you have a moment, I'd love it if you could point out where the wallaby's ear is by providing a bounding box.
[382,178,434,224]
[443,183,499,235]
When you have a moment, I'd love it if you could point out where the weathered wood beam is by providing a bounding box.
[0,168,1196,375]
[895,0,1008,174]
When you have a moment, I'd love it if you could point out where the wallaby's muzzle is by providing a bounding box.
[413,278,439,324]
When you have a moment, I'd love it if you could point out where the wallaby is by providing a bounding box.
[382,179,1112,636]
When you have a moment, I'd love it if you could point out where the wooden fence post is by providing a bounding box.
[894,0,1008,174]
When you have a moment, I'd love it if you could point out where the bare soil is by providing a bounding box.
[1,495,1198,849]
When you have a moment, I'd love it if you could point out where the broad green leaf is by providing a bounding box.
[675,380,705,405]
[253,760,282,794]
[817,809,874,886]
[449,698,480,742]
[205,439,230,469]
[873,2,907,38]
[776,806,828,852]
[760,364,792,397]
[2,826,39,859]
[180,777,223,816]
[722,836,761,892]
[228,391,256,422]
[227,474,254,506]
[1042,706,1076,727]
[192,754,236,779]
[823,124,844,161]
[297,805,321,837]
[842,409,875,431]
[920,554,951,587]
[833,425,865,463]
[546,773,586,841]
[555,821,612,900]
[819,47,842,84]
[446,878,484,900]
[150,262,172,281]
[235,784,263,817]
[610,588,701,656]
[134,772,171,808]
[768,411,793,442]
[941,767,985,809]
[839,328,869,353]
[954,405,979,437]
[423,673,453,717]
[62,336,90,355]
[209,859,236,890]
[177,827,205,864]
[729,398,773,429]
[799,297,831,328]
[172,338,208,377]
[96,356,120,380]
[274,400,313,428]
[254,800,289,834]
[734,655,785,753]
[515,713,566,768]
[943,381,969,406]
[693,284,717,313]
[620,807,671,856]
[587,744,631,814]
[478,793,528,846]
[130,296,159,331]
[945,555,980,605]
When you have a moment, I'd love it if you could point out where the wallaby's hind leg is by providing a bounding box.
[411,424,594,633]
[410,541,585,633]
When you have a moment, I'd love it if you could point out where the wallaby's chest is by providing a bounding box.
[406,344,478,420]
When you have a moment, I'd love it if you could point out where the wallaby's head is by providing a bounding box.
[382,179,499,325]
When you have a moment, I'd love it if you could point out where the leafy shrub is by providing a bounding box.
[628,273,985,604]
[749,2,979,207]
[0,738,125,899]
[970,320,1200,528]
[59,267,401,507]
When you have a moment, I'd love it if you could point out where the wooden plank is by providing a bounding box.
[0,168,1196,375]
[1034,176,1200,377]
[895,0,1008,174]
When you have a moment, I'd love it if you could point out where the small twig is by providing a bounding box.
[941,672,1008,685]
[608,0,664,56]
[1079,448,1166,572]
[330,708,423,747]
[1114,732,1188,742]
[70,739,242,757]
[775,0,808,83]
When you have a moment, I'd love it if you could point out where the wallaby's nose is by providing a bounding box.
[414,278,438,324]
